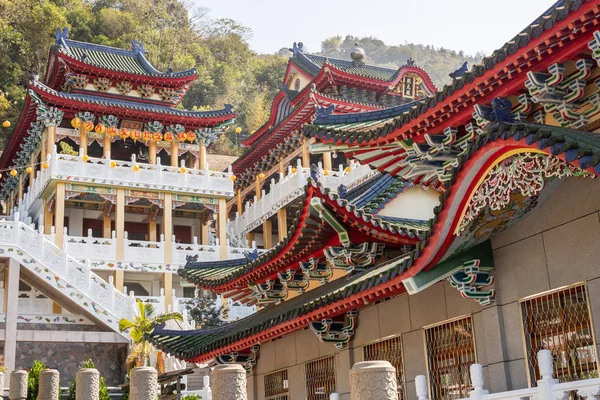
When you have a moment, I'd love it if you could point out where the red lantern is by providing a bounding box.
[94,123,106,135]
[176,131,186,142]
[142,131,152,142]
[71,117,82,129]
[131,129,142,142]
[163,132,174,142]
[82,120,94,132]
[186,131,196,142]
[119,128,130,140]
[107,126,118,137]
[152,132,163,142]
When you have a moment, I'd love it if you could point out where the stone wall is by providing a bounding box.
[15,342,127,386]
[247,177,600,400]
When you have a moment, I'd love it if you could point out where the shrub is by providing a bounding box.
[27,360,47,400]
[181,396,200,400]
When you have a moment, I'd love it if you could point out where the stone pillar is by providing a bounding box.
[130,367,157,400]
[218,197,227,260]
[115,188,125,260]
[323,152,332,171]
[28,155,35,187]
[212,364,247,400]
[76,368,99,400]
[171,141,179,167]
[236,190,243,216]
[277,208,287,241]
[163,272,173,311]
[46,126,56,160]
[54,182,66,248]
[262,219,273,249]
[201,219,209,246]
[38,369,59,400]
[4,259,20,375]
[9,370,27,400]
[103,132,111,159]
[148,140,157,164]
[199,143,207,170]
[114,270,124,293]
[349,361,397,400]
[302,136,310,168]
[79,127,88,156]
[163,193,173,262]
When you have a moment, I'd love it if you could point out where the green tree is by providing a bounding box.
[186,295,224,329]
[118,300,183,368]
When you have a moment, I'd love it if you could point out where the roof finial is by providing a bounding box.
[131,40,145,55]
[53,27,69,46]
[406,58,415,66]
[288,42,305,56]
[350,43,365,67]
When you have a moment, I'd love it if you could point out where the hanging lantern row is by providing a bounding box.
[71,118,197,143]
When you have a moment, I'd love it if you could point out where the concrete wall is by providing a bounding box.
[248,177,600,400]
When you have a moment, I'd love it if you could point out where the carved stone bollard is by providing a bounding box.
[0,372,4,394]
[212,364,247,400]
[350,361,397,400]
[39,369,60,400]
[130,367,158,400]
[9,370,28,400]
[76,368,100,400]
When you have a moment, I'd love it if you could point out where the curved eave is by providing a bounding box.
[309,0,599,146]
[30,83,236,127]
[148,123,600,363]
[241,91,289,147]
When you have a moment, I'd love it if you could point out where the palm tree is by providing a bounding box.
[119,300,183,368]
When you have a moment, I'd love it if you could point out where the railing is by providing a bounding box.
[414,350,600,400]
[0,214,135,332]
[228,159,377,243]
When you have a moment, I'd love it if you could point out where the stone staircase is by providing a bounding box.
[0,214,135,336]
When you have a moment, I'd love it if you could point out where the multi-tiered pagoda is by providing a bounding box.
[152,2,600,400]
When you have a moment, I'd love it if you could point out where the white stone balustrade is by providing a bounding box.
[228,159,377,244]
[0,215,135,332]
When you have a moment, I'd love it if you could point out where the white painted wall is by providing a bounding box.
[377,186,440,221]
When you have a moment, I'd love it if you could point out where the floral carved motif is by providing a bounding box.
[93,77,111,92]
[350,362,398,400]
[115,81,133,95]
[137,84,154,98]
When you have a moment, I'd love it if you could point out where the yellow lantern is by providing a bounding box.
[230,175,237,181]
[258,172,265,180]
[163,132,174,142]
[119,128,130,140]
[107,126,118,138]
[2,120,10,128]
[186,131,196,142]
[291,167,297,174]
[180,166,187,173]
[10,169,17,177]
[0,173,2,179]
[25,167,32,174]
[133,164,140,172]
[235,127,242,134]
[71,117,82,129]
[131,129,142,142]
[345,166,351,173]
[82,155,89,162]
[142,131,152,142]
[110,161,117,168]
[177,131,187,142]
[152,132,163,142]
[42,162,48,169]
[323,170,329,176]
[82,120,94,132]
[94,123,106,135]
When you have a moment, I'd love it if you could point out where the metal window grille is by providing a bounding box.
[264,369,289,400]
[363,336,406,400]
[305,356,336,400]
[424,316,477,400]
[520,284,598,384]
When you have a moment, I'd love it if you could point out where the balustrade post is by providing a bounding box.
[12,213,20,243]
[202,375,212,400]
[9,370,27,400]
[76,368,99,400]
[415,375,428,400]
[156,157,162,184]
[212,364,247,400]
[536,350,558,400]
[468,364,488,400]
[350,361,397,400]
[38,369,59,400]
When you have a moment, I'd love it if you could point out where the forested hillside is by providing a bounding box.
[0,0,482,155]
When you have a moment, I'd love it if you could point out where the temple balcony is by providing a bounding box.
[228,160,375,244]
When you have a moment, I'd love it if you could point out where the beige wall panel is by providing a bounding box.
[472,311,488,367]
[294,329,319,364]
[485,363,508,393]
[498,302,524,362]
[256,341,275,375]
[352,304,380,346]
[585,278,600,337]
[401,330,426,382]
[480,306,506,365]
[492,235,550,305]
[247,370,256,400]
[377,294,411,338]
[492,177,600,249]
[405,380,417,400]
[288,364,306,400]
[444,281,482,318]
[335,349,352,399]
[256,372,265,400]
[505,358,528,391]
[408,282,447,329]
[274,334,297,370]
[543,213,600,288]
[317,333,337,358]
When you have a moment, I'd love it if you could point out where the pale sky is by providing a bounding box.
[195,0,557,56]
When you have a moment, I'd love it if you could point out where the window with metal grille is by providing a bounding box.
[264,369,289,400]
[305,356,336,400]
[520,284,598,384]
[424,315,477,400]
[363,336,406,400]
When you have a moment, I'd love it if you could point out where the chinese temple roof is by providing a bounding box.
[305,0,597,146]
[53,27,196,78]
